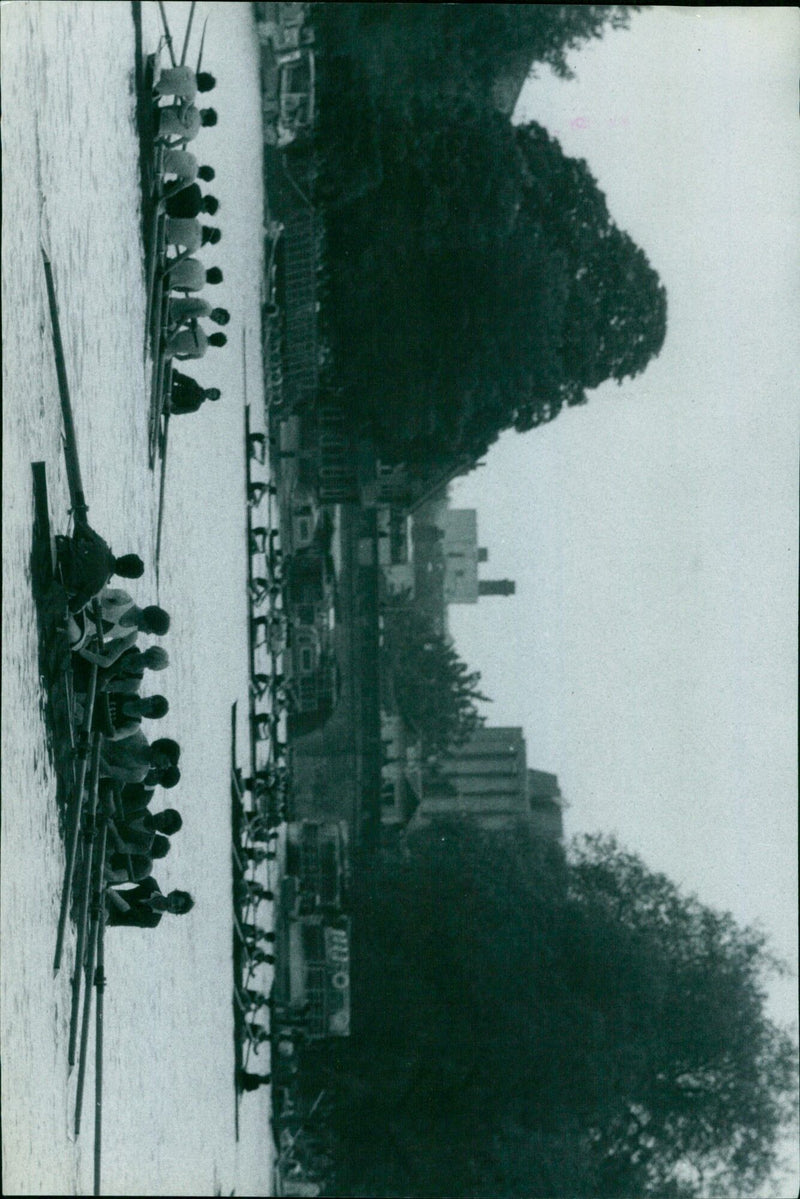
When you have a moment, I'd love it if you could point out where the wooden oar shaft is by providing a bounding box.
[68,741,102,1066]
[54,665,99,971]
[196,17,208,74]
[154,409,172,583]
[41,251,87,520]
[179,2,197,66]
[93,903,106,1196]
[157,1,177,67]
[107,787,136,884]
[74,819,108,1137]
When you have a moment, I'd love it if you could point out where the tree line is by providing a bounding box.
[301,823,798,1198]
[310,4,666,480]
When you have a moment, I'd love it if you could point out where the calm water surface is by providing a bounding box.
[2,3,273,1193]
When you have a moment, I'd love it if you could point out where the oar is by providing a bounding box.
[74,815,108,1137]
[195,17,208,74]
[41,250,88,522]
[277,1091,327,1171]
[154,410,171,587]
[54,597,106,970]
[179,2,197,67]
[54,666,99,971]
[144,211,167,367]
[68,740,103,1067]
[93,900,107,1196]
[156,1,177,68]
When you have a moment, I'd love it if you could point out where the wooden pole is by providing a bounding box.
[93,901,107,1196]
[55,598,106,971]
[277,1091,327,1169]
[157,1,177,68]
[154,407,172,584]
[41,250,87,521]
[179,2,197,67]
[74,818,108,1137]
[68,740,102,1067]
[54,667,99,971]
[196,17,209,74]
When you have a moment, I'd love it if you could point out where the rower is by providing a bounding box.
[238,1071,271,1091]
[164,323,227,362]
[241,844,278,864]
[90,692,169,741]
[160,154,215,200]
[252,612,287,641]
[248,432,267,463]
[243,812,280,843]
[100,732,179,786]
[162,184,220,219]
[154,66,216,103]
[167,297,228,330]
[70,593,170,668]
[248,527,281,556]
[105,833,170,885]
[98,645,169,695]
[109,804,182,854]
[248,945,277,968]
[252,712,279,742]
[164,217,221,254]
[156,104,218,145]
[239,878,275,902]
[163,259,223,294]
[247,480,276,507]
[245,1022,270,1046]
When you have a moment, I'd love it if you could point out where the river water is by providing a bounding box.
[1,3,274,1193]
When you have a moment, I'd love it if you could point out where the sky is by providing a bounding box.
[449,4,799,1058]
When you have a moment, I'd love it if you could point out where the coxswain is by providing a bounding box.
[167,371,222,416]
[56,526,144,615]
[105,877,194,927]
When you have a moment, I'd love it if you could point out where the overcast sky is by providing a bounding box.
[449,6,799,1080]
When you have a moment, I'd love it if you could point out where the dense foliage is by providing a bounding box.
[312,4,666,475]
[303,826,797,1198]
[381,595,489,758]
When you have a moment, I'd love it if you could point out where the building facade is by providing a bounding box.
[413,726,564,840]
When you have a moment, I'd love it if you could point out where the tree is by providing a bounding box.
[318,83,667,471]
[381,596,489,758]
[307,825,798,1198]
